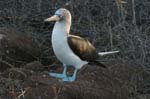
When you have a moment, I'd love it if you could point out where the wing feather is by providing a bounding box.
[67,35,99,62]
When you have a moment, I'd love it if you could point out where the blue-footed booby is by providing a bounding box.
[44,8,119,82]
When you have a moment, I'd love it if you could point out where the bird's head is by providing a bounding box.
[44,8,71,22]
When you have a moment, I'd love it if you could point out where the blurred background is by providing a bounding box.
[0,0,150,99]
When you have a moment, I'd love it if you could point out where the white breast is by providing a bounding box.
[51,22,88,69]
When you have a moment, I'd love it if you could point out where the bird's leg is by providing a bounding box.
[49,64,67,78]
[62,68,78,82]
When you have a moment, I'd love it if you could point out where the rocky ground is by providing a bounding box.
[0,28,149,99]
[0,0,150,99]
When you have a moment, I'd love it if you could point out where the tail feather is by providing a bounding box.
[98,51,119,56]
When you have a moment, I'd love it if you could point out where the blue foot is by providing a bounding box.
[49,73,66,79]
[62,77,76,82]
[62,68,78,82]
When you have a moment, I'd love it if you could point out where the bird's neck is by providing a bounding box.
[52,20,71,39]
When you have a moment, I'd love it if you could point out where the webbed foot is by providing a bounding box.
[49,73,67,78]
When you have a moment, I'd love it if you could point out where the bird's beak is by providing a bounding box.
[44,15,60,22]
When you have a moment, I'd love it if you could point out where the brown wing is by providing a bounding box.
[67,35,99,62]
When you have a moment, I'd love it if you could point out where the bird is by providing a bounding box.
[44,8,119,82]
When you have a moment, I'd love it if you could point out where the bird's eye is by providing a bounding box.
[55,14,62,19]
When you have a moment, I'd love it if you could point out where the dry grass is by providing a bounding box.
[0,0,150,99]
